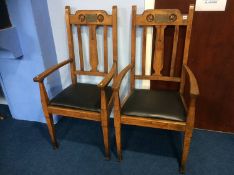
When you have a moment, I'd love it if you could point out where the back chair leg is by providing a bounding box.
[101,123,110,159]
[180,128,193,174]
[45,113,58,149]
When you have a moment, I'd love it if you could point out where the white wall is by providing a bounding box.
[143,0,155,89]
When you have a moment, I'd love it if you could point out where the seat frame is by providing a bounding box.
[113,5,199,173]
[33,6,118,159]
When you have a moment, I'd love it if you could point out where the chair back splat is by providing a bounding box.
[65,6,118,84]
[131,5,194,92]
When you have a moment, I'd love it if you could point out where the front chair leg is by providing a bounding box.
[114,106,122,161]
[180,128,193,174]
[45,113,58,149]
[101,121,110,159]
[115,125,122,161]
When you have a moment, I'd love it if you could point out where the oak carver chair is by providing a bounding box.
[113,5,199,173]
[33,6,118,159]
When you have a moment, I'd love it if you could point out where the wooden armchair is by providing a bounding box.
[33,6,118,159]
[113,5,199,173]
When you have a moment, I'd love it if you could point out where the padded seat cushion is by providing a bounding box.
[49,83,112,112]
[121,89,186,122]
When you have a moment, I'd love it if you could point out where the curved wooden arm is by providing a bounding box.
[112,64,133,91]
[33,59,72,82]
[183,64,199,97]
[98,62,117,88]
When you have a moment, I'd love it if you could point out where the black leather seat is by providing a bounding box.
[49,83,112,112]
[121,89,186,122]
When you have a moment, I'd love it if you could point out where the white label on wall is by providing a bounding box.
[195,0,227,11]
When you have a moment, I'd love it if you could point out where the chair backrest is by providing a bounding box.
[130,5,194,90]
[65,6,117,84]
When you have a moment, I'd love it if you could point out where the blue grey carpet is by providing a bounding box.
[0,105,234,175]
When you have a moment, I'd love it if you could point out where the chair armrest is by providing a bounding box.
[183,64,199,97]
[33,59,72,82]
[112,64,133,91]
[97,62,117,88]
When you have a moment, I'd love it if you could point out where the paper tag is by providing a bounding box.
[183,15,188,20]
[195,0,227,11]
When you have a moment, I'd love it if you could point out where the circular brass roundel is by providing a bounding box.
[79,14,85,22]
[169,14,177,22]
[97,14,104,22]
[146,14,154,22]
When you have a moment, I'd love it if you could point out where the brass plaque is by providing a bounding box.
[154,14,177,23]
[86,14,97,22]
[155,14,170,23]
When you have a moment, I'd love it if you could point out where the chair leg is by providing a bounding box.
[101,122,110,159]
[180,128,193,174]
[115,125,122,161]
[45,113,58,149]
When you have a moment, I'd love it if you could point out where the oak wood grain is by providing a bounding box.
[33,59,71,82]
[113,5,198,173]
[65,6,77,84]
[153,25,166,75]
[77,25,84,71]
[89,25,98,72]
[34,6,118,159]
[103,25,108,73]
[170,25,179,76]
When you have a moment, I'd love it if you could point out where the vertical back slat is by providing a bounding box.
[153,25,166,76]
[103,26,108,73]
[89,25,98,72]
[141,26,147,75]
[65,6,77,84]
[170,25,179,76]
[131,6,137,90]
[112,6,118,65]
[77,25,84,71]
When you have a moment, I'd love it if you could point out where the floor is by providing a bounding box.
[0,105,234,175]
